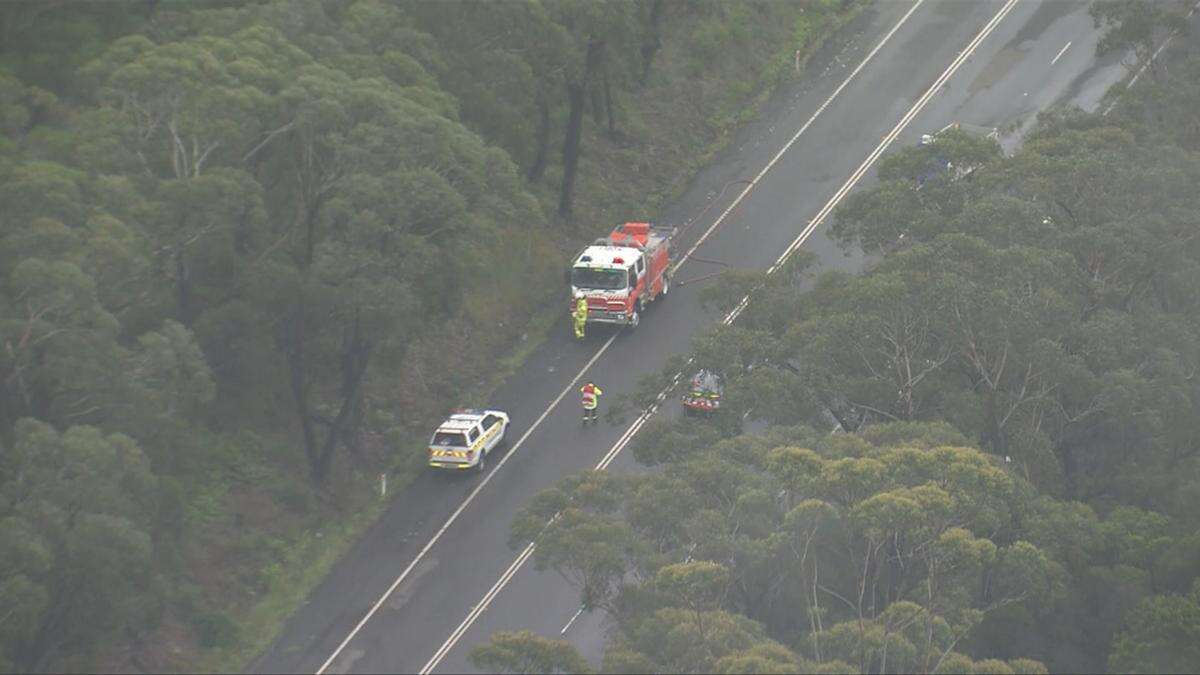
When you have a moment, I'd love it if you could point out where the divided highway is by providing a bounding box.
[251,2,1129,673]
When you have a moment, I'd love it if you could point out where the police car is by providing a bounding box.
[427,409,509,473]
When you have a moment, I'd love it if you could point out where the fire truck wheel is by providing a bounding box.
[661,274,670,297]
[628,309,640,329]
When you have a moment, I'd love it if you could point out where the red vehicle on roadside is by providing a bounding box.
[681,369,723,417]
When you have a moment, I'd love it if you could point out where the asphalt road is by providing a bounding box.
[251,2,1130,673]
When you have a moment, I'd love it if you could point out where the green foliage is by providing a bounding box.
[1108,580,1200,674]
[716,73,1200,541]
[506,424,1058,673]
[0,420,160,670]
[1090,0,1190,78]
[192,610,241,649]
[468,630,591,675]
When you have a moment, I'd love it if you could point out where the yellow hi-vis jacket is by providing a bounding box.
[581,383,602,409]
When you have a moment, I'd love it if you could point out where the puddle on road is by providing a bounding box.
[388,556,439,611]
[968,45,1026,94]
[968,0,1084,95]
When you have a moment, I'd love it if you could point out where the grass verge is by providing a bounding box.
[198,496,387,673]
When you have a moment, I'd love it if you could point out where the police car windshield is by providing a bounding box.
[572,267,628,290]
[432,431,467,447]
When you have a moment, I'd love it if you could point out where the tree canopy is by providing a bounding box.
[506,423,1056,674]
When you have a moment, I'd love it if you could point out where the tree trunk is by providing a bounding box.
[345,386,366,464]
[175,249,192,326]
[603,59,616,137]
[527,89,551,182]
[235,203,253,255]
[558,39,604,219]
[313,323,371,482]
[558,80,587,219]
[0,377,12,440]
[339,313,369,462]
[287,299,322,483]
[589,74,604,125]
[640,0,665,86]
[1061,443,1078,497]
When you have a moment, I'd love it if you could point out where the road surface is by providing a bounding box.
[251,1,1130,672]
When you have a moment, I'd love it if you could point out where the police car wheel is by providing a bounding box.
[476,450,487,473]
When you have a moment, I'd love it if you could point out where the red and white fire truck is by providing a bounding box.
[569,222,674,330]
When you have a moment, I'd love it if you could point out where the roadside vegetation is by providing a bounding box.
[0,0,862,671]
[477,20,1200,675]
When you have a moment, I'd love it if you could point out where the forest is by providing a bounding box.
[0,0,859,671]
[475,29,1200,675]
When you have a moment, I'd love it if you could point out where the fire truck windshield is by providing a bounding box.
[572,267,628,290]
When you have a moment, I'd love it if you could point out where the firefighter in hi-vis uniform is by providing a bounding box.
[573,296,588,339]
[580,382,602,424]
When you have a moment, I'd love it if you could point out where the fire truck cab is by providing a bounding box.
[570,222,673,330]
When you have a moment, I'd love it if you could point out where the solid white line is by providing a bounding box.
[1051,41,1072,65]
[670,0,928,277]
[417,2,1023,672]
[768,0,1021,276]
[315,334,617,674]
[420,543,537,673]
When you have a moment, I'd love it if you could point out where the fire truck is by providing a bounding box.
[569,222,674,330]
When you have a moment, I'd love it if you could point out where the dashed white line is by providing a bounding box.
[417,1,1022,672]
[1051,40,1072,65]
[560,607,585,635]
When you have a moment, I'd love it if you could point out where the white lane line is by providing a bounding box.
[418,1,1022,672]
[315,335,617,674]
[560,607,585,635]
[1102,0,1200,116]
[670,0,929,276]
[420,542,538,673]
[319,3,929,673]
[1051,40,1072,65]
[766,0,1021,279]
